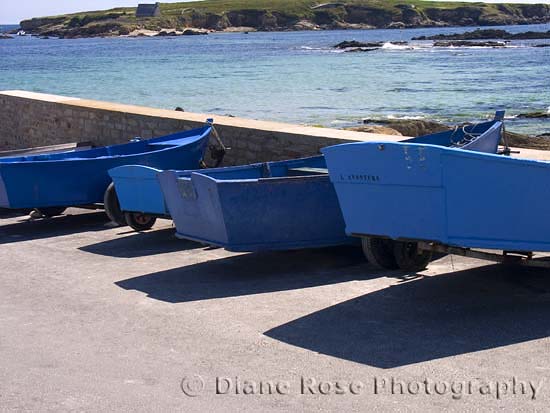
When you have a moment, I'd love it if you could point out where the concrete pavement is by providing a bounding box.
[1,209,549,411]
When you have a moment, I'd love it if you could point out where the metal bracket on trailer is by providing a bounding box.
[417,241,550,269]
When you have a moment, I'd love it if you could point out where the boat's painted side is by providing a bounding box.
[158,156,354,251]
[323,142,550,252]
[0,126,211,209]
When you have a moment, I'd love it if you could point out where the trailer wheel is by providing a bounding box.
[34,207,66,217]
[125,212,157,232]
[393,241,432,272]
[103,183,126,226]
[362,237,399,270]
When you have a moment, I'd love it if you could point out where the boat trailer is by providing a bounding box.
[417,241,550,269]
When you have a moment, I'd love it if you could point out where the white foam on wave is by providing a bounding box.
[386,114,426,120]
[381,42,412,50]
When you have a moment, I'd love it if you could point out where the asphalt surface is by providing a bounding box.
[1,208,550,412]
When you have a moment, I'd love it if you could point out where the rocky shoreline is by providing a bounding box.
[15,2,550,39]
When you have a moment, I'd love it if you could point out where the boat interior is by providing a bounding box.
[403,119,500,148]
[175,156,328,181]
[0,127,210,164]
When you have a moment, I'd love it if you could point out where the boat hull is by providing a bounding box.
[158,156,354,251]
[0,127,210,209]
[323,142,550,252]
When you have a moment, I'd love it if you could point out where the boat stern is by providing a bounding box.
[109,165,167,215]
[157,170,229,246]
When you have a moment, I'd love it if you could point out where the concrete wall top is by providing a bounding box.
[0,90,407,143]
[1,90,546,162]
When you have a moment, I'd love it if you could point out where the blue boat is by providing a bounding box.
[157,156,354,251]
[0,124,212,220]
[323,113,510,271]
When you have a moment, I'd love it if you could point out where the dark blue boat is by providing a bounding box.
[0,125,212,218]
[157,156,353,251]
[323,112,508,270]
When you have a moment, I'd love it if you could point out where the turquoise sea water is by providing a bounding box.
[1,23,549,134]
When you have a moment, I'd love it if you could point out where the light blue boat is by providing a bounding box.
[0,124,212,219]
[323,113,524,271]
[108,165,170,230]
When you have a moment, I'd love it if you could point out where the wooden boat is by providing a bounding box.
[322,113,516,271]
[0,124,212,218]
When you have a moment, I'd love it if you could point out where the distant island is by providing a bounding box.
[16,0,550,39]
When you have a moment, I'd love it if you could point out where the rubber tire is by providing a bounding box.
[103,183,126,226]
[125,212,157,232]
[35,207,66,217]
[393,241,433,272]
[361,237,399,270]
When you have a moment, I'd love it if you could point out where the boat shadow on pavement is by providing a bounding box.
[264,263,550,368]
[79,227,203,258]
[115,246,378,302]
[0,211,111,244]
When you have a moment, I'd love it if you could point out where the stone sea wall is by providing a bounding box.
[0,90,398,166]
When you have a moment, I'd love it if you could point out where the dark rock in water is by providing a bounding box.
[509,30,550,40]
[334,40,409,52]
[334,40,383,49]
[517,111,550,119]
[505,131,550,150]
[413,29,550,41]
[346,125,403,136]
[414,29,509,41]
[534,44,550,47]
[0,34,13,39]
[433,40,507,47]
[344,47,379,53]
[362,119,451,137]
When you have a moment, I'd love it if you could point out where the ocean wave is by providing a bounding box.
[386,115,426,120]
[381,42,414,50]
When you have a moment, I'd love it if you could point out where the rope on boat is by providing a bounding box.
[450,122,481,148]
[200,118,230,168]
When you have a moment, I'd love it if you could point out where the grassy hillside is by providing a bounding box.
[19,0,550,38]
